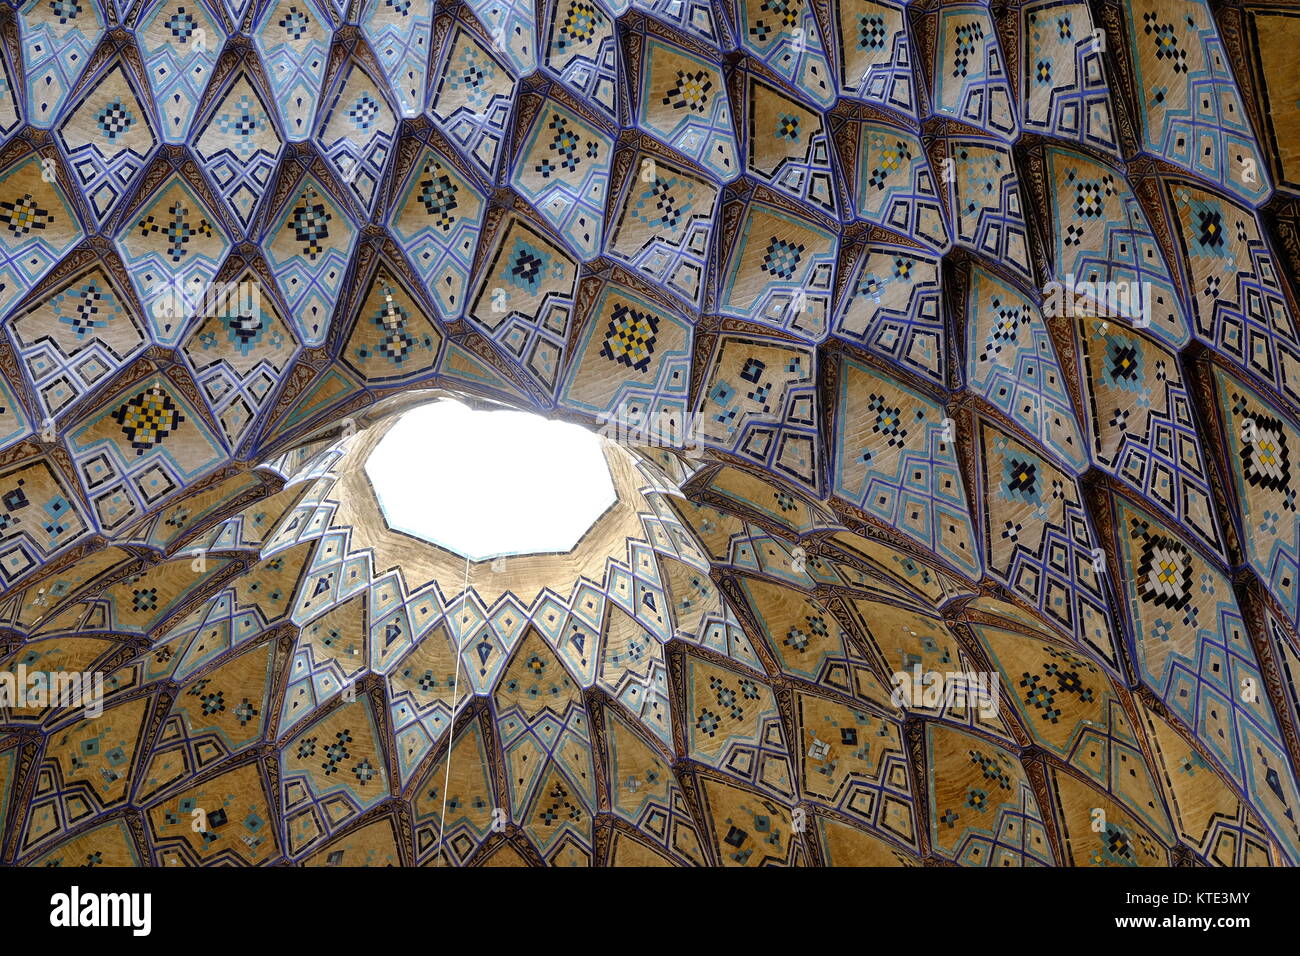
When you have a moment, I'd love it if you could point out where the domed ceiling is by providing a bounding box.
[0,0,1298,868]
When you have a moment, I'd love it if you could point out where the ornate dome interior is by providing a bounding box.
[0,0,1298,868]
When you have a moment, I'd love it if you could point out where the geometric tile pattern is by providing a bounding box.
[835,0,917,115]
[1114,495,1300,861]
[734,0,834,108]
[1124,0,1271,204]
[931,5,1018,140]
[114,173,231,345]
[194,72,282,233]
[264,171,358,347]
[1043,146,1190,350]
[1214,366,1300,628]
[390,148,487,324]
[605,152,717,311]
[965,264,1088,473]
[977,420,1118,665]
[0,155,83,320]
[2,0,1300,870]
[428,25,518,180]
[696,335,819,494]
[1021,0,1118,155]
[1075,316,1224,559]
[948,141,1033,283]
[511,97,613,260]
[1167,181,1300,408]
[19,0,105,130]
[315,58,395,213]
[716,199,836,341]
[362,0,433,118]
[255,0,332,140]
[852,120,950,251]
[56,61,158,228]
[139,0,225,144]
[927,723,1054,866]
[834,357,980,580]
[836,242,945,387]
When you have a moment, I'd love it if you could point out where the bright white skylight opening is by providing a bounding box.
[365,400,616,561]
